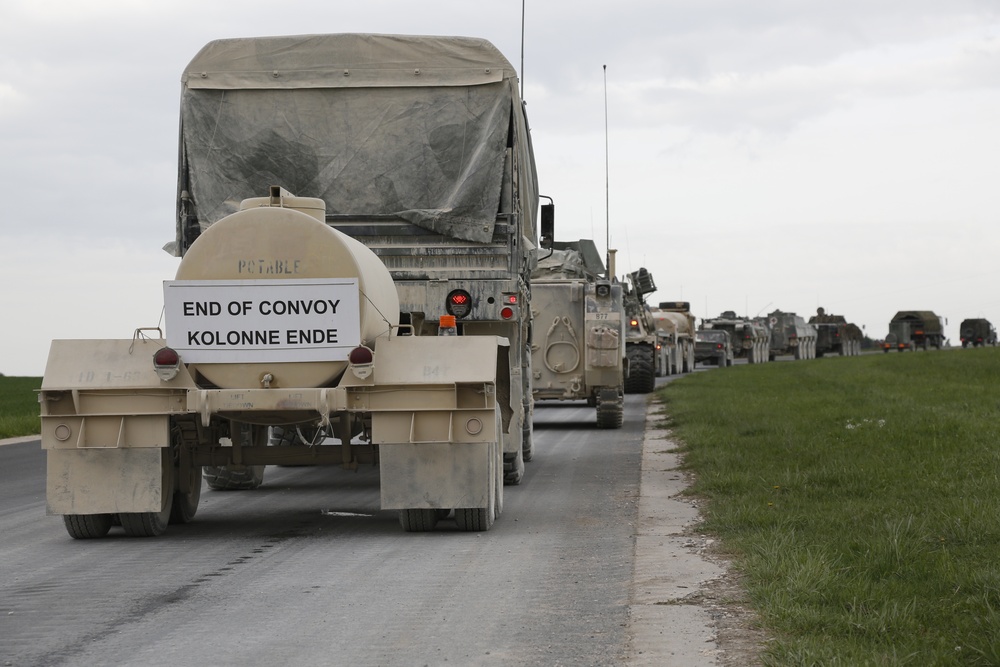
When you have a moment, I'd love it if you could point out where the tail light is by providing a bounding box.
[500,306,515,320]
[446,289,472,318]
[348,345,374,380]
[153,347,181,381]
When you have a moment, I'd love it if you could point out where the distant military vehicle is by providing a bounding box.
[651,301,696,375]
[883,310,947,352]
[701,311,770,364]
[530,240,625,428]
[763,310,817,361]
[694,329,734,367]
[622,268,660,393]
[959,318,997,347]
[809,307,863,357]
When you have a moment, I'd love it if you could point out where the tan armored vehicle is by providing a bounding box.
[702,311,770,364]
[530,240,625,428]
[651,301,696,375]
[39,34,541,538]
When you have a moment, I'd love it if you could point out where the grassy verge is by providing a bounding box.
[660,349,1000,665]
[0,376,42,439]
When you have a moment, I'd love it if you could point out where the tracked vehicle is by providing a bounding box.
[530,240,625,428]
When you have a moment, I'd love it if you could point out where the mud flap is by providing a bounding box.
[46,448,167,515]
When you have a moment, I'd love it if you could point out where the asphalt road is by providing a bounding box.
[1,393,675,667]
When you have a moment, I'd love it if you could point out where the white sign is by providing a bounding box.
[163,279,361,363]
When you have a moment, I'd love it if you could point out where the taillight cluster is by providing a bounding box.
[447,289,518,321]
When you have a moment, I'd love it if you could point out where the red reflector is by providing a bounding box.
[348,346,373,364]
[500,306,514,320]
[153,347,179,366]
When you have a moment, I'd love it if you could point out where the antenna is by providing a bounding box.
[603,64,610,273]
[520,0,525,98]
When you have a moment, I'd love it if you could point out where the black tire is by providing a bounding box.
[399,509,439,532]
[521,403,534,463]
[170,461,202,525]
[456,441,498,532]
[624,345,655,394]
[503,447,524,485]
[63,514,114,539]
[203,464,265,490]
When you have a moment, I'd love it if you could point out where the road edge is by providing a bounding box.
[625,396,731,666]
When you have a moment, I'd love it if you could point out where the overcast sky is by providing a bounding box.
[2,1,999,376]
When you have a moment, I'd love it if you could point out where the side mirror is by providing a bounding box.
[540,202,554,249]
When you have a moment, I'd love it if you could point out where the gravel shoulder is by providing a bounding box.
[626,398,768,666]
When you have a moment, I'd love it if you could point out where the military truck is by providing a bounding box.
[530,240,625,428]
[883,310,946,352]
[809,307,863,357]
[39,34,541,538]
[763,310,817,361]
[622,268,660,393]
[701,311,770,364]
[960,318,997,347]
[651,301,696,375]
[175,34,539,483]
[694,329,734,367]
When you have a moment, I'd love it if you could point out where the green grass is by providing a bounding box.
[660,349,1000,666]
[0,376,42,438]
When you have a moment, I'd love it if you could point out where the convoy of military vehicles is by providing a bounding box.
[34,31,988,541]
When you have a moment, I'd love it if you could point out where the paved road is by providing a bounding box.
[4,390,719,667]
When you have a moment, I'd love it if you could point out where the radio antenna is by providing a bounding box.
[603,64,610,274]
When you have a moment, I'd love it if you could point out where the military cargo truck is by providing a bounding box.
[177,34,539,485]
[763,310,817,361]
[39,34,541,538]
[960,318,997,347]
[622,268,660,393]
[651,301,696,375]
[883,310,946,352]
[694,329,734,367]
[701,311,770,364]
[809,307,863,357]
[530,240,625,428]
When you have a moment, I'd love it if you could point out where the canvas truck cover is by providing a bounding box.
[171,33,537,254]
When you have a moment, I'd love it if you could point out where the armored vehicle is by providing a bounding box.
[960,318,997,347]
[809,307,863,357]
[39,33,542,538]
[883,310,946,352]
[530,240,625,428]
[701,311,770,364]
[651,301,696,375]
[176,34,539,484]
[694,329,734,367]
[622,268,660,393]
[763,310,817,361]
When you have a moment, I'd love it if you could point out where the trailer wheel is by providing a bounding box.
[170,455,201,524]
[399,509,440,532]
[63,514,114,539]
[120,449,175,537]
[456,441,499,531]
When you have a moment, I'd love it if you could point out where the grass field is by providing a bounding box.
[0,376,42,439]
[660,348,1000,665]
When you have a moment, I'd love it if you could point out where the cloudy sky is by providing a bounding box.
[2,1,998,376]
